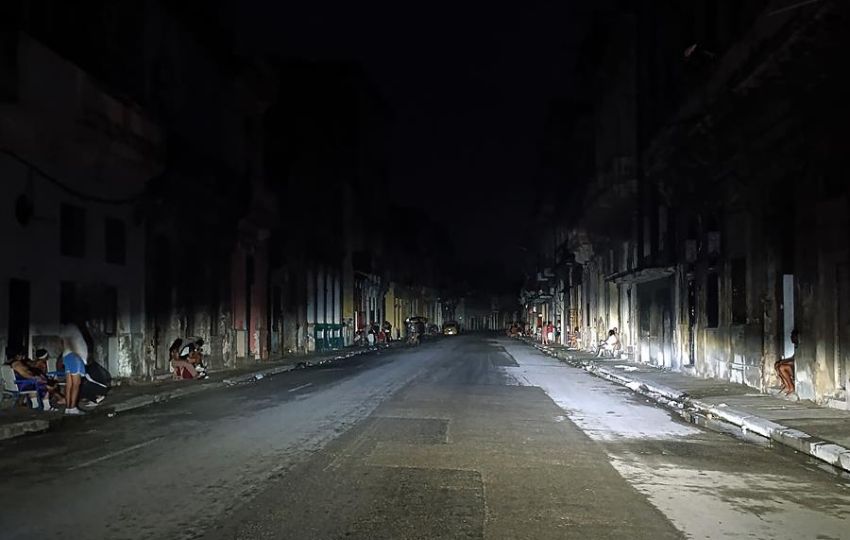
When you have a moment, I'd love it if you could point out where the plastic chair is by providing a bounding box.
[1,364,39,404]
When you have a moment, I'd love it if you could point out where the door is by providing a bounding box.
[245,255,254,358]
[271,285,282,355]
[687,278,696,365]
[7,279,30,355]
[836,265,850,400]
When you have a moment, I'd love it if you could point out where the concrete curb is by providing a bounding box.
[222,344,387,385]
[222,364,296,386]
[524,339,850,474]
[0,418,51,442]
[110,382,220,413]
[1,344,394,442]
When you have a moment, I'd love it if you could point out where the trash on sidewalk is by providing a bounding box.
[614,365,638,372]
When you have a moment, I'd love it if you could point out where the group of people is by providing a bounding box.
[507,320,618,357]
[539,321,561,345]
[3,329,109,415]
[354,321,394,348]
[508,316,800,397]
[168,338,209,380]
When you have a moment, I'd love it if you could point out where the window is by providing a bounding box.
[731,258,747,325]
[60,281,76,324]
[8,279,31,354]
[706,272,719,328]
[60,204,86,257]
[272,285,282,330]
[104,217,126,265]
[209,266,220,337]
[104,286,118,335]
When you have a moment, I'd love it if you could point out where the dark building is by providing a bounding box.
[528,0,850,405]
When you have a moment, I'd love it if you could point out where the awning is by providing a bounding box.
[606,266,675,284]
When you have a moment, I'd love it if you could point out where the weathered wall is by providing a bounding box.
[0,35,159,377]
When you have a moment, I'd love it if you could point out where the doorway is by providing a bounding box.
[245,255,255,358]
[835,266,849,399]
[271,285,282,355]
[687,278,696,365]
[7,279,30,355]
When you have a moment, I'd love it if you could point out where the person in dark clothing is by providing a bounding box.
[79,360,110,405]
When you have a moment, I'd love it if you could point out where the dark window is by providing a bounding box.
[7,279,30,354]
[60,204,86,257]
[706,272,720,328]
[731,258,747,325]
[209,266,220,337]
[104,286,118,335]
[272,285,282,330]
[104,217,126,265]
[60,281,76,324]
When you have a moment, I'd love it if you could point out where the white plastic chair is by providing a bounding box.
[1,364,38,403]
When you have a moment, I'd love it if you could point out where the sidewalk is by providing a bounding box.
[520,338,850,474]
[0,343,396,442]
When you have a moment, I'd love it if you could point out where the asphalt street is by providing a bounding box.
[2,336,849,539]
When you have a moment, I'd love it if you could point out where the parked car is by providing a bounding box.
[442,321,460,336]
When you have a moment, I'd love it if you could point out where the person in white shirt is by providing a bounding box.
[597,329,620,357]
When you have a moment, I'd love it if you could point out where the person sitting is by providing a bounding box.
[597,329,620,358]
[775,328,798,395]
[186,340,208,378]
[169,338,197,380]
[78,355,110,407]
[33,348,66,407]
[31,348,50,375]
[570,327,581,349]
[4,346,62,411]
[177,341,208,379]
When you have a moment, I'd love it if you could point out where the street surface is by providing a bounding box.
[2,336,849,539]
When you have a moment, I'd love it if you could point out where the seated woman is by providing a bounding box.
[4,346,62,411]
[597,329,620,358]
[184,340,208,378]
[169,338,197,380]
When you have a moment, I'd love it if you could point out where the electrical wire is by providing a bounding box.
[1,148,147,205]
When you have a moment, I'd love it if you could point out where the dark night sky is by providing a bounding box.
[226,1,591,289]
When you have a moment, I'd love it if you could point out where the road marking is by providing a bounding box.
[288,383,313,393]
[68,437,163,471]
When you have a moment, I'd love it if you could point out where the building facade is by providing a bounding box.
[0,33,163,376]
[544,0,850,406]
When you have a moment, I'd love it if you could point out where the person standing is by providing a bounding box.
[61,333,86,415]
